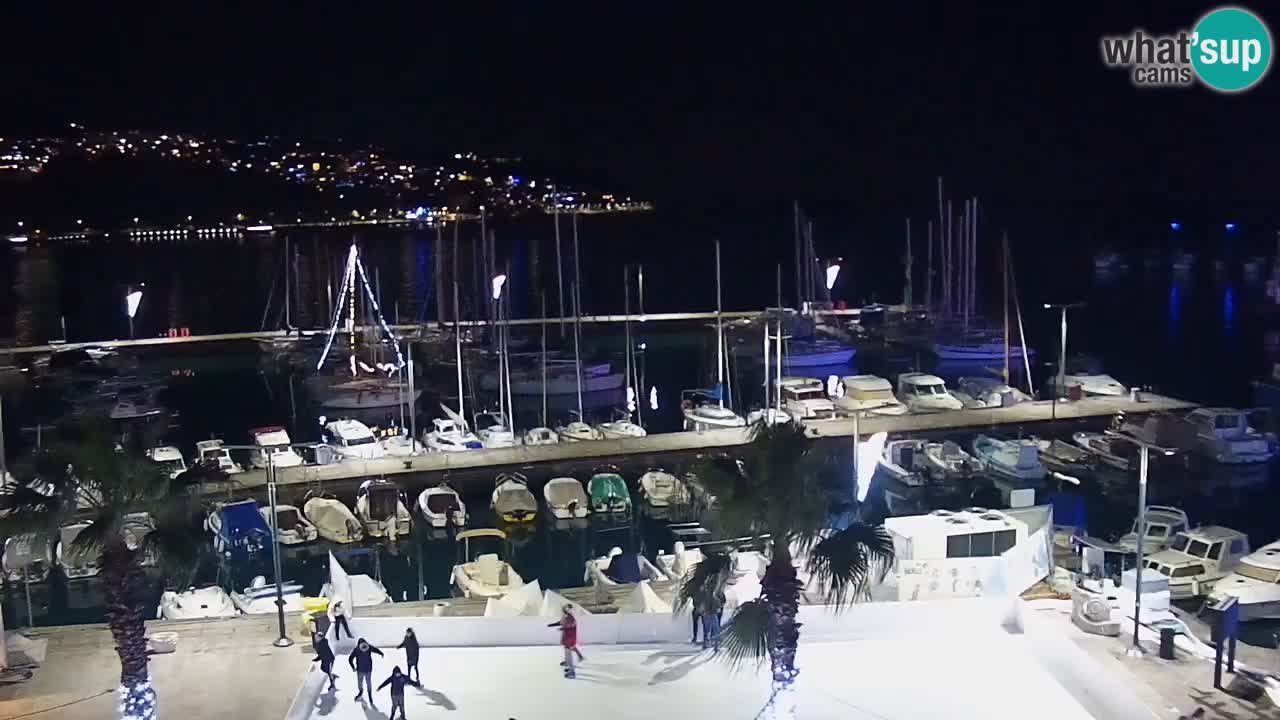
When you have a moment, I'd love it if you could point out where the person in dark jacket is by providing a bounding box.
[377,666,422,720]
[396,628,421,682]
[348,638,385,702]
[312,633,338,690]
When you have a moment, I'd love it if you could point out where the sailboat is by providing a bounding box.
[596,266,647,439]
[555,282,604,442]
[257,235,303,355]
[682,241,746,431]
[305,241,421,410]
[523,294,560,446]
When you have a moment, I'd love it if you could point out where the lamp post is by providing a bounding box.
[1106,429,1175,655]
[1043,302,1085,398]
[125,286,144,340]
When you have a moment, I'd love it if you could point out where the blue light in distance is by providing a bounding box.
[1225,223,1238,231]
[1169,222,1182,231]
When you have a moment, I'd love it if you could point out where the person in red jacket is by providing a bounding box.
[548,605,583,678]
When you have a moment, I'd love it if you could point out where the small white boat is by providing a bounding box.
[261,503,318,545]
[1209,540,1280,621]
[491,472,538,524]
[3,534,53,584]
[1051,373,1128,398]
[195,439,244,474]
[1113,505,1190,554]
[247,426,304,469]
[834,375,907,416]
[57,522,101,579]
[1186,408,1277,464]
[452,529,524,598]
[475,411,517,449]
[424,417,483,452]
[325,419,387,460]
[638,468,689,507]
[1071,431,1136,471]
[417,482,467,528]
[380,432,424,457]
[879,439,930,487]
[596,411,647,439]
[681,390,746,431]
[159,585,239,620]
[355,479,412,538]
[584,547,668,586]
[1144,526,1251,599]
[321,573,392,607]
[896,373,963,413]
[780,377,837,420]
[952,377,1032,409]
[556,419,603,442]
[230,575,306,615]
[922,440,980,480]
[542,477,589,519]
[302,493,365,544]
[745,407,792,426]
[522,426,559,446]
[144,446,187,480]
[972,435,1047,482]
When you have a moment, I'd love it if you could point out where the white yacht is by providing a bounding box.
[896,373,963,413]
[1209,540,1280,620]
[681,390,747,432]
[542,477,589,519]
[522,426,559,446]
[325,419,387,460]
[596,411,647,439]
[778,377,836,420]
[1186,408,1277,464]
[355,478,412,538]
[417,482,467,529]
[195,439,244,474]
[424,417,483,452]
[247,426,304,469]
[1143,526,1251,598]
[475,411,517,449]
[144,446,187,479]
[834,375,907,416]
[452,529,524,598]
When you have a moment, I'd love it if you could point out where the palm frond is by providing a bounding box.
[675,551,733,611]
[718,598,772,670]
[804,522,894,609]
[141,520,207,585]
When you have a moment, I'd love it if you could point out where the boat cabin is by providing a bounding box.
[195,439,243,474]
[779,377,835,420]
[896,373,963,412]
[145,446,187,479]
[1118,505,1189,552]
[1144,526,1251,598]
[1186,408,1275,463]
[249,426,304,468]
[325,419,385,459]
[1189,408,1259,440]
[838,375,906,414]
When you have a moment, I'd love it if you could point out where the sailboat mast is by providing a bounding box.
[540,293,548,428]
[284,235,291,329]
[624,265,633,419]
[926,220,933,310]
[1002,231,1010,384]
[715,240,725,408]
[572,281,583,418]
[774,314,783,416]
[904,218,913,306]
[793,201,802,310]
[762,312,771,410]
[454,281,465,423]
[554,206,565,337]
[503,261,514,430]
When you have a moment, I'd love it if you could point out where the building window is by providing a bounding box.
[945,529,1018,559]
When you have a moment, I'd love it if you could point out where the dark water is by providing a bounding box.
[3,218,1280,646]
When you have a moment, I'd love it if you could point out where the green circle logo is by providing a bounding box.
[1192,6,1272,92]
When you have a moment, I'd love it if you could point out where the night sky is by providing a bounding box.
[2,3,1276,238]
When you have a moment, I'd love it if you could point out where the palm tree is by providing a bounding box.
[0,415,216,720]
[689,420,894,709]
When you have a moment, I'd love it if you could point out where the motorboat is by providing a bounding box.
[972,435,1047,482]
[417,482,467,528]
[1143,526,1251,599]
[681,389,746,432]
[834,375,907,416]
[247,426,304,469]
[474,411,517,449]
[491,472,538,524]
[312,376,421,411]
[1050,372,1128,398]
[1208,540,1280,621]
[355,478,412,538]
[301,493,365,544]
[542,477,589,519]
[380,431,424,457]
[423,417,483,452]
[57,522,101,579]
[556,416,603,442]
[584,547,668,586]
[1185,407,1277,464]
[1113,505,1190,554]
[1071,431,1136,471]
[452,528,524,598]
[324,419,387,460]
[207,499,272,555]
[779,377,837,420]
[522,426,559,446]
[195,439,244,474]
[321,573,392,607]
[896,373,963,413]
[745,407,792,426]
[110,387,165,420]
[261,503,318,545]
[158,585,239,620]
[952,377,1032,409]
[3,534,53,584]
[596,411,648,439]
[145,446,187,479]
[922,440,981,480]
[230,575,306,615]
[588,469,632,515]
[638,468,688,507]
[1033,438,1095,474]
[653,543,768,585]
[879,439,930,487]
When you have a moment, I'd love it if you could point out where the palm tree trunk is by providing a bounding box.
[102,543,156,720]
[761,545,802,685]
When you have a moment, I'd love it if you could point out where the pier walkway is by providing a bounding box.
[222,393,1196,497]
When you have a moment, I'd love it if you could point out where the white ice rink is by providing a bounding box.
[299,633,1099,720]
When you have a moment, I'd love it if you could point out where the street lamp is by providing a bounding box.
[1043,302,1085,398]
[1106,429,1175,656]
[125,286,144,340]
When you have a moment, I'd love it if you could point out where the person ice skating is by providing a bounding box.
[312,632,338,690]
[348,637,384,702]
[701,589,725,652]
[329,599,352,639]
[397,628,421,682]
[377,666,422,720]
[548,604,583,678]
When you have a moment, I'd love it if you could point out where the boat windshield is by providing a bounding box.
[427,493,460,514]
[202,449,230,461]
[1235,561,1280,583]
[345,435,376,446]
[369,488,399,518]
[276,508,300,530]
[789,389,827,401]
[1169,533,1191,553]
[916,384,946,395]
[157,459,184,474]
[268,445,291,455]
[854,388,896,401]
